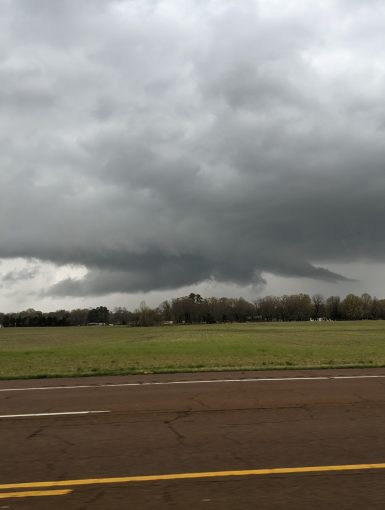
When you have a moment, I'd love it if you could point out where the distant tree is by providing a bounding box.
[158,301,173,322]
[87,306,109,324]
[111,307,133,325]
[134,301,160,327]
[52,310,70,326]
[216,297,235,322]
[312,294,325,320]
[370,298,385,320]
[325,296,341,320]
[171,295,196,323]
[294,294,312,321]
[256,296,279,321]
[341,294,363,320]
[69,308,89,326]
[278,294,312,321]
[376,299,385,319]
[360,293,372,319]
[230,298,254,322]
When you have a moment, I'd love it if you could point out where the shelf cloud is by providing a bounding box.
[1,0,385,299]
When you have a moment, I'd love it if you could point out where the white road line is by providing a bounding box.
[0,411,110,419]
[0,374,384,393]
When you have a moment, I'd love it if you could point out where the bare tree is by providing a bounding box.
[312,294,325,320]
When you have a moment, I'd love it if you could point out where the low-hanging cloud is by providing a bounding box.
[1,0,384,297]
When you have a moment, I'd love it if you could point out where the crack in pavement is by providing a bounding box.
[190,393,211,410]
[25,425,48,440]
[164,410,191,443]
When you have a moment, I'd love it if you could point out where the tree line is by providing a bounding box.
[1,292,385,327]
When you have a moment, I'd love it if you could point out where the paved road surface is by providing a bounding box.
[1,368,385,509]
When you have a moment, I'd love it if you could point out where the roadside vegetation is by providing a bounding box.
[1,321,385,380]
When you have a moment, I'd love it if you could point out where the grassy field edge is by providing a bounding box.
[2,321,385,380]
[1,362,385,382]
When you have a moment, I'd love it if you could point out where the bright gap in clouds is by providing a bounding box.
[2,258,385,313]
[0,258,87,312]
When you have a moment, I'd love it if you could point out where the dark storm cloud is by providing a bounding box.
[1,0,385,296]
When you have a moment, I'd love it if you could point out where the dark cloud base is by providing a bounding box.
[1,0,384,297]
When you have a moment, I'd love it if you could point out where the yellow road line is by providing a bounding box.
[1,463,385,490]
[0,489,72,499]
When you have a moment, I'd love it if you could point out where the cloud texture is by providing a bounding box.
[1,0,385,297]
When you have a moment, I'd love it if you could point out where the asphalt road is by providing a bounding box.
[1,368,385,509]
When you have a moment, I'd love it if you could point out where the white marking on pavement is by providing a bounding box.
[0,374,384,392]
[0,411,110,419]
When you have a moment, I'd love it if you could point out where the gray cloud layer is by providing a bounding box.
[1,0,385,296]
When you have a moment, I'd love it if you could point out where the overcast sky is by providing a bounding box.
[1,0,385,312]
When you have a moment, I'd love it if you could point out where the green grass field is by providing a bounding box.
[1,321,385,380]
